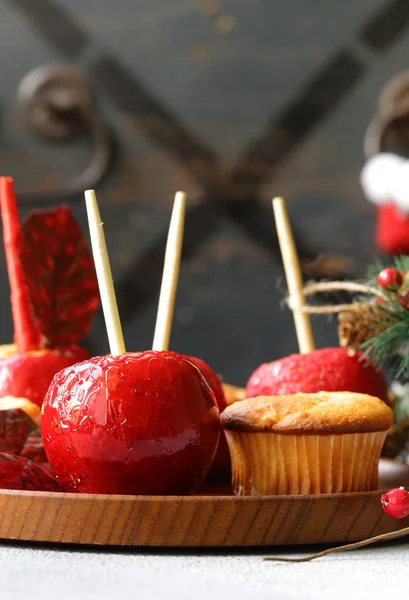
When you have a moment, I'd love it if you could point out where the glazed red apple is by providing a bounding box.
[246,347,389,403]
[0,176,98,413]
[42,350,220,495]
[186,356,227,411]
[0,345,89,408]
[186,356,230,479]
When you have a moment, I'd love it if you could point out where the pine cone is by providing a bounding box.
[338,302,388,352]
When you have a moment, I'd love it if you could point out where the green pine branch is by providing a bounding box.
[359,257,409,376]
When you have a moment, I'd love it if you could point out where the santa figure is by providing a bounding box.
[361,72,409,255]
[361,153,409,254]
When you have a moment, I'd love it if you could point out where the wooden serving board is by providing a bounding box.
[0,460,408,548]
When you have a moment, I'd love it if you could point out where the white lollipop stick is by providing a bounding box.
[152,191,187,351]
[273,196,315,354]
[85,189,126,356]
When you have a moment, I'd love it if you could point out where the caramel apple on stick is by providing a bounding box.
[152,191,186,352]
[246,197,388,402]
[150,193,230,477]
[152,193,237,415]
[0,178,91,412]
[273,196,314,354]
[41,190,219,495]
[0,177,97,459]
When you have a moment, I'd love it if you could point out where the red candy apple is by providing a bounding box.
[0,345,89,408]
[0,177,98,410]
[187,356,230,479]
[246,347,389,403]
[0,177,99,461]
[186,356,227,411]
[41,350,220,495]
[42,190,219,495]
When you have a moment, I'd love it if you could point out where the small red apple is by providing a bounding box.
[0,344,89,408]
[41,350,220,495]
[186,356,231,479]
[246,347,389,403]
[186,356,227,411]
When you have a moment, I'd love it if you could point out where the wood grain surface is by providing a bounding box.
[0,485,407,548]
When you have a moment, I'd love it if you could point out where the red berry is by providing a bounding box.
[381,487,409,519]
[399,289,409,310]
[377,268,403,290]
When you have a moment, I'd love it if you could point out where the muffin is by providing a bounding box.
[222,383,246,407]
[220,392,393,496]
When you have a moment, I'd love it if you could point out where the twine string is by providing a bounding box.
[285,280,382,314]
[263,525,409,563]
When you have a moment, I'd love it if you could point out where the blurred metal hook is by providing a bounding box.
[364,71,409,159]
[13,65,113,205]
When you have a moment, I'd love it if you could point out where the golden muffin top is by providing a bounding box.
[220,391,393,435]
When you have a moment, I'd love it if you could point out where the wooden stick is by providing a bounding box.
[85,189,126,356]
[272,197,314,354]
[152,191,187,351]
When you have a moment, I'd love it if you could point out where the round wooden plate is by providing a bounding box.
[1,460,408,547]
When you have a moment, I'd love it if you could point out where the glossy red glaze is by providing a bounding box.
[381,487,409,519]
[246,347,389,403]
[187,356,230,479]
[0,345,89,408]
[186,356,227,411]
[42,350,220,495]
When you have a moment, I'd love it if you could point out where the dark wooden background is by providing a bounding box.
[0,0,407,385]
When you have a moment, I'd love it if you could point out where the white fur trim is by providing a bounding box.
[361,153,409,213]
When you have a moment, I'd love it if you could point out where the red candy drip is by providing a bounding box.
[0,177,41,352]
[381,487,409,519]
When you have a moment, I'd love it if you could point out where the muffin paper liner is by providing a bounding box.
[225,431,386,496]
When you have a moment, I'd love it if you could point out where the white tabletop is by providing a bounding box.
[0,540,407,600]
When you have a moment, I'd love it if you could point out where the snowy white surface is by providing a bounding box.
[0,541,407,600]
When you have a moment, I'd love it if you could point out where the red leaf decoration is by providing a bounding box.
[0,397,44,460]
[0,453,64,491]
[20,429,47,463]
[20,206,100,346]
[0,409,37,456]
